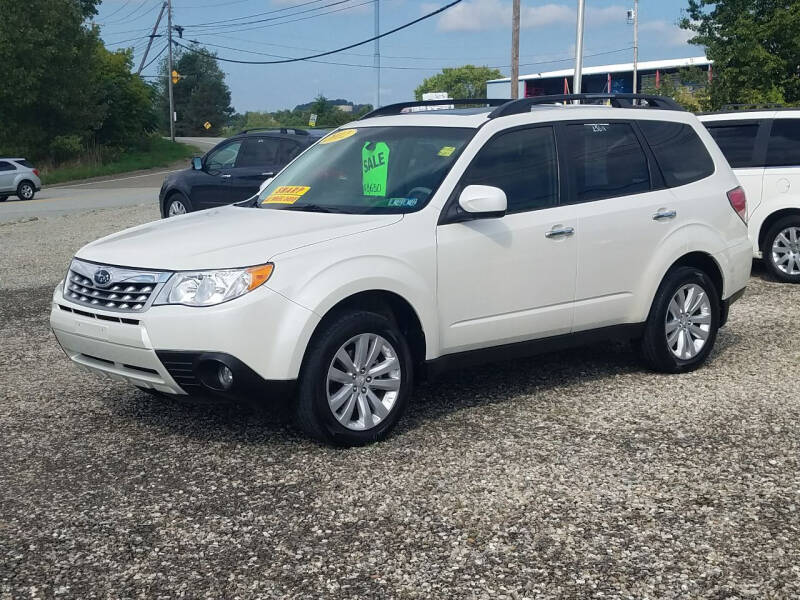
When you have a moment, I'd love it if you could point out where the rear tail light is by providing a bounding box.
[727,186,747,223]
[33,169,39,176]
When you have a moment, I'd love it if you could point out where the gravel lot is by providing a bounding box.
[1,205,799,599]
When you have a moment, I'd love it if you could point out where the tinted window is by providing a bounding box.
[237,137,278,167]
[565,122,650,202]
[766,119,800,167]
[0,161,14,171]
[15,160,34,169]
[278,139,303,163]
[462,126,558,213]
[206,141,242,169]
[639,121,714,187]
[705,123,760,168]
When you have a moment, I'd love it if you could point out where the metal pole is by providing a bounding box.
[573,0,585,95]
[137,1,167,75]
[167,0,175,141]
[510,0,520,99]
[632,0,639,95]
[374,0,380,108]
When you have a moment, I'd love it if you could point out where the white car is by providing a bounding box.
[700,110,800,282]
[51,95,752,446]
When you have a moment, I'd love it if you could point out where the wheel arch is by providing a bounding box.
[657,251,728,325]
[757,207,800,251]
[162,188,192,216]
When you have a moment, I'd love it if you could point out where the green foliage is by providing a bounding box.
[414,65,504,100]
[153,44,234,136]
[681,0,800,109]
[641,67,711,112]
[0,0,157,163]
[224,96,373,134]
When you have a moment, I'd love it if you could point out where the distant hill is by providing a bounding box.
[293,98,371,112]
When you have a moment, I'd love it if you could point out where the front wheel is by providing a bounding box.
[640,266,720,373]
[0,196,7,202]
[16,181,35,201]
[762,216,800,283]
[165,194,190,217]
[295,310,413,446]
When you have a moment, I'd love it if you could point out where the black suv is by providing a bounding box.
[159,128,327,217]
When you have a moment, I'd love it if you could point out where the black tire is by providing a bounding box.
[295,310,413,446]
[0,196,7,202]
[761,216,800,283]
[16,181,35,201]
[164,192,191,217]
[640,266,720,373]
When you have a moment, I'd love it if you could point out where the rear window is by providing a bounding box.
[704,122,760,168]
[766,119,800,167]
[14,159,34,169]
[639,121,715,187]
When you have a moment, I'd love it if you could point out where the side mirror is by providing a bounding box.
[191,157,203,171]
[258,177,274,194]
[458,185,507,218]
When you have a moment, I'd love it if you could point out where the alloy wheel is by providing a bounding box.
[19,183,33,199]
[665,283,712,360]
[771,226,800,276]
[168,199,187,216]
[326,333,402,431]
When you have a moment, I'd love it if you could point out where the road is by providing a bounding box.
[0,137,226,224]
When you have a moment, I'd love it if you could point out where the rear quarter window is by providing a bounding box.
[766,119,800,167]
[703,122,761,168]
[15,160,34,169]
[639,120,715,187]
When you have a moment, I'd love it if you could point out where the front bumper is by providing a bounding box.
[50,282,320,396]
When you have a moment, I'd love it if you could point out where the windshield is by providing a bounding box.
[256,126,474,214]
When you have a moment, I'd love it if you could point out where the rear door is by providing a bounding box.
[762,117,800,211]
[703,118,768,218]
[0,161,16,193]
[229,136,282,201]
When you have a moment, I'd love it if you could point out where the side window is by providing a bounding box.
[564,122,650,203]
[766,119,800,167]
[236,137,279,168]
[639,121,715,187]
[206,141,242,170]
[278,139,302,164]
[0,161,14,171]
[461,126,558,213]
[704,122,760,168]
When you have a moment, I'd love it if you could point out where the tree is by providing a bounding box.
[414,65,504,100]
[641,67,710,112]
[681,0,800,108]
[154,44,234,135]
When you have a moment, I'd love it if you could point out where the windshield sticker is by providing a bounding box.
[262,185,310,204]
[362,142,390,197]
[437,146,456,157]
[320,128,358,145]
[387,197,418,207]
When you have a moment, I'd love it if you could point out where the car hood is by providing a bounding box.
[76,205,403,271]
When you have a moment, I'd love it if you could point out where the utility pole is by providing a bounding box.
[374,0,380,108]
[167,0,176,142]
[137,1,167,75]
[510,0,520,99]
[632,0,639,94]
[573,0,586,95]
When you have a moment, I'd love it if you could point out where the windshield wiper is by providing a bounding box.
[279,204,347,214]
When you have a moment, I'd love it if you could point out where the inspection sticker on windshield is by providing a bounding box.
[362,142,390,197]
[320,128,358,145]
[437,146,456,157]
[262,185,310,204]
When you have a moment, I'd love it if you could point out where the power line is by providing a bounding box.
[102,0,134,20]
[183,0,355,29]
[180,0,338,28]
[141,43,168,71]
[103,1,161,26]
[172,0,462,63]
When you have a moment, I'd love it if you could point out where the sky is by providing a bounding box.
[96,0,700,113]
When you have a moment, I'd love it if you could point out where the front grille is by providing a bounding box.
[64,259,170,313]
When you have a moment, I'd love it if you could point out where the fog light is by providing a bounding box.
[218,365,234,389]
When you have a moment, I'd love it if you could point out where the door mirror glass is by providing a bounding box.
[191,157,203,171]
[458,185,507,217]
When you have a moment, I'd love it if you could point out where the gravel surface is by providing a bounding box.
[1,205,799,599]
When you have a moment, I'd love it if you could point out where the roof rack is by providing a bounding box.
[360,98,510,120]
[718,103,785,111]
[237,127,310,136]
[487,93,684,118]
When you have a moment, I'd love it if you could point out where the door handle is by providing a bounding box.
[261,172,275,177]
[653,209,677,221]
[221,174,232,179]
[545,226,575,239]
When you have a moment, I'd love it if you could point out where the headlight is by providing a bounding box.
[153,263,274,307]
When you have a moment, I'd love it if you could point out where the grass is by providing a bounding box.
[40,137,196,186]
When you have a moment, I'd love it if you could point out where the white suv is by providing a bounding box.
[51,94,752,446]
[700,110,800,282]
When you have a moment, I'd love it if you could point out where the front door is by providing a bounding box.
[436,126,577,354]
[194,140,242,208]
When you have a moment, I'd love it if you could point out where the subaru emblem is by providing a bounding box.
[93,269,112,287]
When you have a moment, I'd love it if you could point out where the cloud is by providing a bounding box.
[432,0,626,32]
[640,20,694,47]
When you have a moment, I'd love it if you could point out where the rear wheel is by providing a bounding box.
[762,216,800,283]
[295,310,412,446]
[0,196,7,202]
[165,193,190,217]
[641,266,720,373]
[16,181,35,200]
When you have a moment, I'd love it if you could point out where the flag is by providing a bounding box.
[656,70,661,89]
[607,73,612,93]
[564,77,570,94]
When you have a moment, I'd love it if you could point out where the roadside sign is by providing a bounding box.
[203,121,212,130]
[308,113,318,127]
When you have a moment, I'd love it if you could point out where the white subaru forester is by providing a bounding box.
[51,95,753,446]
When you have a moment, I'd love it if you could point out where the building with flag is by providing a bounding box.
[486,56,712,99]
